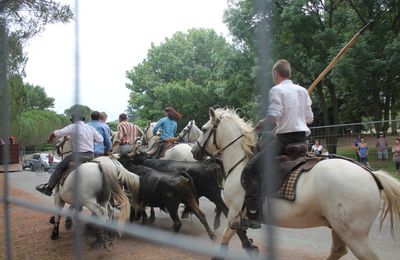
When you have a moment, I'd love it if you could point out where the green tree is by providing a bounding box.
[1,0,72,74]
[126,28,255,128]
[64,104,92,122]
[12,110,67,147]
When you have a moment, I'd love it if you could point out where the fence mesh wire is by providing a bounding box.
[2,1,400,259]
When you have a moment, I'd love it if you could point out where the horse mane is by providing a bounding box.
[214,108,256,160]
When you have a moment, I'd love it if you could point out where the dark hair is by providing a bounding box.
[119,113,128,121]
[91,111,100,120]
[164,107,182,121]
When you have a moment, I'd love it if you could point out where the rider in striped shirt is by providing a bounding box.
[112,113,138,155]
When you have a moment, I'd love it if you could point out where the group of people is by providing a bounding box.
[34,59,313,230]
[352,133,400,174]
[36,105,182,197]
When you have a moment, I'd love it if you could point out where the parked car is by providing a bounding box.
[22,153,60,172]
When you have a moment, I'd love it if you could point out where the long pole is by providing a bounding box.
[307,20,374,94]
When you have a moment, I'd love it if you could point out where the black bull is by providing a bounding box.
[118,156,216,240]
[133,156,227,229]
[122,155,258,251]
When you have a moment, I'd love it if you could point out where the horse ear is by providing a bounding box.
[209,107,216,121]
[147,120,151,127]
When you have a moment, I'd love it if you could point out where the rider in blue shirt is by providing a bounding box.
[153,107,182,140]
[87,111,112,156]
[152,107,182,158]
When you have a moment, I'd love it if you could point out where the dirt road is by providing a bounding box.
[1,170,400,259]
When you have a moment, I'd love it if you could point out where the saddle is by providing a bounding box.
[59,156,94,186]
[145,138,177,159]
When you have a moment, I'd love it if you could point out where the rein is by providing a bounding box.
[176,121,193,142]
[197,117,246,181]
[142,124,159,147]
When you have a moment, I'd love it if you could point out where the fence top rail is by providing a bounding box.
[310,118,400,130]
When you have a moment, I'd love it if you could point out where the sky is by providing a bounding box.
[24,0,230,122]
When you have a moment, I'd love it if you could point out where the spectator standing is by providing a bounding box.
[392,138,400,176]
[375,132,388,168]
[352,134,362,162]
[358,137,370,167]
[48,154,54,172]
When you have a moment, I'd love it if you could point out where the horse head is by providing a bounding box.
[191,107,255,161]
[177,120,201,143]
[142,121,159,149]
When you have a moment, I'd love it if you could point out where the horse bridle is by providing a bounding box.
[142,124,158,146]
[176,120,193,142]
[196,116,245,178]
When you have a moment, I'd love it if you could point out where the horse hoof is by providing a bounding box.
[49,216,55,224]
[65,220,73,230]
[213,220,221,230]
[181,211,189,219]
[210,233,217,241]
[50,232,59,240]
[104,240,113,251]
[148,217,155,224]
[90,239,102,249]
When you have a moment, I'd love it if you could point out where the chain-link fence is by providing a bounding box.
[309,120,400,169]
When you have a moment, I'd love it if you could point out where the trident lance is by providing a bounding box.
[307,20,374,94]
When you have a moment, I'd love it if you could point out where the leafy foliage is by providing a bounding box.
[126,28,255,128]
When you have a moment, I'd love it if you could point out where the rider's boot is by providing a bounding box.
[35,183,53,196]
[230,211,261,230]
[35,167,61,196]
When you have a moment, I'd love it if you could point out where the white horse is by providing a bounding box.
[51,156,136,250]
[142,121,196,161]
[191,107,400,259]
[176,120,202,143]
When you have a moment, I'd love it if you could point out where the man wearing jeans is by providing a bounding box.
[35,113,103,196]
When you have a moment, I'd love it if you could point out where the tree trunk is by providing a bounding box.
[326,78,338,154]
[371,78,382,135]
[392,104,398,135]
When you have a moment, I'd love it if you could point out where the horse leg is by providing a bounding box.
[85,200,113,251]
[218,200,258,252]
[326,210,379,260]
[65,205,76,231]
[185,199,216,241]
[326,229,347,260]
[51,193,64,240]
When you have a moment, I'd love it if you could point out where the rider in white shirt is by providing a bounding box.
[234,59,313,230]
[36,112,103,196]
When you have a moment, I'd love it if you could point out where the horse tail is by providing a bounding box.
[373,170,400,237]
[98,159,131,233]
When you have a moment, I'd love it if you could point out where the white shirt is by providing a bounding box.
[267,80,313,135]
[54,121,104,153]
